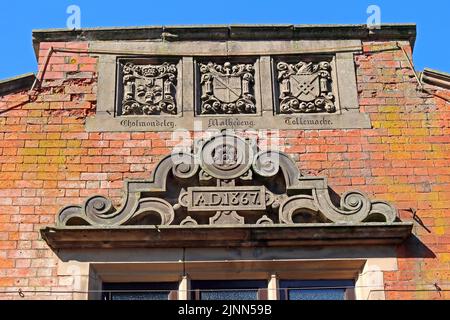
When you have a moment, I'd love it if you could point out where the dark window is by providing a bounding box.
[102,282,178,301]
[279,280,355,300]
[101,279,355,300]
[191,280,267,300]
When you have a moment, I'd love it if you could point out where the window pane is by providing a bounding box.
[110,291,171,301]
[102,282,178,301]
[200,290,258,300]
[279,280,354,301]
[288,289,346,300]
[191,280,266,301]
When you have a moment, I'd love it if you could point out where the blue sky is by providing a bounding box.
[0,0,449,79]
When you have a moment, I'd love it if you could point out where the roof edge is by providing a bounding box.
[0,73,36,96]
[421,68,450,90]
[32,23,417,58]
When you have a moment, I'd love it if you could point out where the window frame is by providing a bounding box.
[102,282,179,301]
[278,279,356,301]
[100,279,356,301]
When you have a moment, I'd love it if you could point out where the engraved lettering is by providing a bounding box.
[223,192,229,206]
[207,118,255,129]
[284,117,333,126]
[231,193,240,206]
[120,119,175,129]
[187,187,266,212]
[241,193,249,205]
[194,194,206,206]
[249,192,260,205]
[210,193,222,206]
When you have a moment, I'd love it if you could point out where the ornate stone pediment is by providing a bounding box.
[57,132,398,228]
[120,61,178,115]
[277,60,336,114]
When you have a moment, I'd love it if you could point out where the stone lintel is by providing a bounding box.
[41,222,413,249]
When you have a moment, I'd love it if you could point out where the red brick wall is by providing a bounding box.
[0,40,449,300]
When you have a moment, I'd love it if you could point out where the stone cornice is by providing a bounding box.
[32,24,417,59]
[421,68,450,89]
[41,222,414,249]
[0,73,35,96]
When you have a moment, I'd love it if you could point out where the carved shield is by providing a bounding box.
[290,74,320,102]
[135,78,163,105]
[213,75,242,103]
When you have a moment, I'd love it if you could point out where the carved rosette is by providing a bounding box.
[199,61,256,114]
[277,60,336,114]
[56,132,399,228]
[121,62,178,115]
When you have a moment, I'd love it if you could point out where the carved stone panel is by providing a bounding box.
[55,132,399,228]
[198,61,256,115]
[118,59,179,116]
[89,50,371,132]
[276,59,336,114]
[185,186,267,212]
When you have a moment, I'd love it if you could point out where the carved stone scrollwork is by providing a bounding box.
[85,196,116,223]
[180,216,198,226]
[279,195,323,224]
[121,61,178,115]
[56,132,399,228]
[210,211,244,225]
[253,150,301,187]
[256,215,274,225]
[58,194,175,227]
[172,153,199,179]
[128,198,175,225]
[199,61,256,114]
[58,195,118,226]
[277,60,336,114]
[366,201,398,223]
[253,151,281,177]
[279,189,397,224]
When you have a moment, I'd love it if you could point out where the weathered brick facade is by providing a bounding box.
[0,25,449,300]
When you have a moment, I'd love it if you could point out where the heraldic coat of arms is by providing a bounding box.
[277,60,336,114]
[121,62,178,115]
[199,61,256,114]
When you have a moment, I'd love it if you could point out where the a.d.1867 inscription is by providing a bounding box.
[187,186,266,212]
